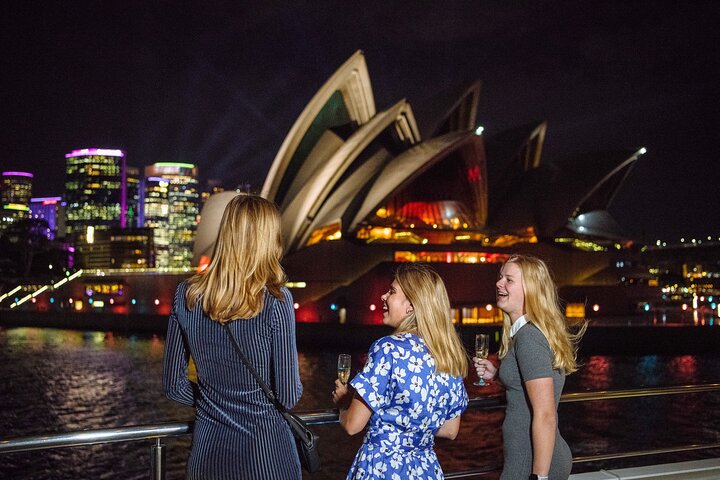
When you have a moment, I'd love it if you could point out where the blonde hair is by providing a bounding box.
[497,254,586,374]
[185,194,287,323]
[394,263,468,378]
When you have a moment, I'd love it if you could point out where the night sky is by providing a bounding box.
[1,1,718,242]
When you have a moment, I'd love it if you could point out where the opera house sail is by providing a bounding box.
[195,50,646,325]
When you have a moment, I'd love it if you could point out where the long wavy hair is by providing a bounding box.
[185,194,286,323]
[394,263,467,378]
[498,254,586,374]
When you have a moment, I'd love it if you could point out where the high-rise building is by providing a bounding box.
[64,148,126,239]
[1,171,33,230]
[144,163,199,268]
[125,166,141,228]
[142,176,171,268]
[29,196,66,239]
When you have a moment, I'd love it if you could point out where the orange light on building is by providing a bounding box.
[394,251,510,264]
[592,304,600,312]
[459,305,503,325]
[306,223,342,246]
[566,303,586,318]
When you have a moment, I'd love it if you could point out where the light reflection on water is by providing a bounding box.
[0,327,719,479]
[579,356,613,390]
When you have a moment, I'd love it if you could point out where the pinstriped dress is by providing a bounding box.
[163,282,303,480]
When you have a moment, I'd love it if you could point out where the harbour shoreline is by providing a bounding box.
[1,310,718,354]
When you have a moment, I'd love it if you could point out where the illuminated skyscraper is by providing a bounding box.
[125,166,141,228]
[64,148,126,238]
[1,171,33,230]
[144,163,199,268]
[142,175,170,268]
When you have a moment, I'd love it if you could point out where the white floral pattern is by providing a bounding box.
[347,333,468,479]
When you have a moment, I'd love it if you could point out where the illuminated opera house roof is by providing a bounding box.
[191,50,646,320]
[254,50,643,254]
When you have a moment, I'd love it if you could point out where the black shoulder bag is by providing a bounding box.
[223,323,321,473]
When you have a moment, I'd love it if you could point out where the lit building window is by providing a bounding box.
[306,223,342,247]
[453,306,503,325]
[566,303,586,318]
[394,251,510,264]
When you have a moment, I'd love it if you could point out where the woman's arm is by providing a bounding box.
[272,289,303,410]
[333,336,397,435]
[435,416,461,439]
[525,377,556,476]
[333,380,372,435]
[162,305,195,406]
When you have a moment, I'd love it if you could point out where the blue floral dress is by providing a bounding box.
[347,333,468,479]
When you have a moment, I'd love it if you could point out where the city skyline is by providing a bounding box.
[0,152,201,272]
[1,1,718,242]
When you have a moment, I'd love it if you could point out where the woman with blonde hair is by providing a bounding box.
[474,254,586,480]
[163,194,303,479]
[332,263,468,479]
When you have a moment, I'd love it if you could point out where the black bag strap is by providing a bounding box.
[223,322,287,414]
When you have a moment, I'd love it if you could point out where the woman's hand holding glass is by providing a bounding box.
[332,379,353,409]
[473,334,490,386]
[473,356,497,384]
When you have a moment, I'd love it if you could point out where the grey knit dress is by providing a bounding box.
[498,323,572,480]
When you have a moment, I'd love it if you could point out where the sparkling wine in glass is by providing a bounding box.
[474,334,490,386]
[337,354,351,385]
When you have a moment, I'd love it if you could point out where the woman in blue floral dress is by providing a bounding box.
[332,263,469,479]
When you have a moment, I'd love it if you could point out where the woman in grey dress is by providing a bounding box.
[473,254,585,480]
[163,194,303,479]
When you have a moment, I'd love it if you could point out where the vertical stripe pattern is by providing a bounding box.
[163,281,303,479]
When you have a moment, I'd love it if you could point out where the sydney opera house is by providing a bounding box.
[195,50,647,325]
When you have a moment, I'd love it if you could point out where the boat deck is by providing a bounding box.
[570,458,720,479]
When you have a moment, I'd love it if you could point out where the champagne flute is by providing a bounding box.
[337,354,351,385]
[473,334,489,386]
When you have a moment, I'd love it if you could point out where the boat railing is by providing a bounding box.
[1,383,719,479]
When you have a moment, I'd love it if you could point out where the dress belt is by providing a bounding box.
[366,438,434,454]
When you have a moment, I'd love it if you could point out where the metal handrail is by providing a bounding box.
[572,442,720,463]
[462,382,720,410]
[0,422,190,454]
[1,383,719,478]
[560,383,720,402]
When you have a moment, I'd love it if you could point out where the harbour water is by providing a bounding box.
[0,326,719,479]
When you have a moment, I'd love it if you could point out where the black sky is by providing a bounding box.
[1,1,719,242]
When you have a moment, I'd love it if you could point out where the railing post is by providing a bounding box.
[150,438,165,480]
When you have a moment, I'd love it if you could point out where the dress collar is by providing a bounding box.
[509,314,528,338]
